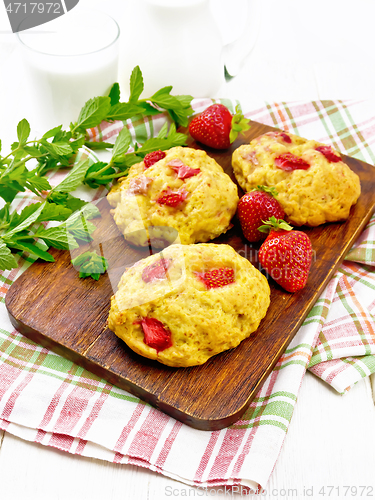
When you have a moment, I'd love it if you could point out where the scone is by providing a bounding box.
[232,131,361,226]
[108,243,270,367]
[107,146,239,247]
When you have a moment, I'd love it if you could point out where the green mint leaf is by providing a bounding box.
[129,66,144,103]
[71,250,108,280]
[42,125,63,140]
[6,201,68,231]
[174,94,194,109]
[7,203,43,230]
[0,240,18,271]
[106,102,146,122]
[64,203,100,243]
[151,86,173,98]
[7,240,55,262]
[39,202,72,222]
[108,82,120,106]
[47,192,87,213]
[85,141,114,151]
[26,173,52,193]
[165,122,188,144]
[69,136,86,153]
[134,126,188,156]
[136,102,163,116]
[52,129,72,143]
[23,145,44,157]
[39,141,71,165]
[36,156,59,177]
[112,154,141,170]
[156,122,169,139]
[53,158,90,193]
[49,142,73,156]
[5,202,45,238]
[0,183,23,204]
[17,119,31,145]
[168,108,190,128]
[111,126,132,160]
[33,226,79,250]
[74,96,111,131]
[71,251,92,267]
[66,217,97,243]
[0,203,10,227]
[150,88,194,123]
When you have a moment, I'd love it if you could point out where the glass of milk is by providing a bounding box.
[17,9,120,131]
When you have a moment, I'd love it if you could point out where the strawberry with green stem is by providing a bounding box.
[237,185,285,243]
[188,103,250,150]
[258,217,313,292]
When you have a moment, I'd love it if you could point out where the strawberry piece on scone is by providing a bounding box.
[140,317,173,352]
[237,186,285,243]
[258,217,313,292]
[195,267,235,289]
[189,103,250,150]
[168,159,200,179]
[274,152,310,171]
[278,132,292,144]
[142,258,172,283]
[315,145,341,163]
[127,176,153,196]
[144,150,166,169]
[156,187,188,207]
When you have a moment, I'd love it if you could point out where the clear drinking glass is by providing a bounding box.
[17,9,120,131]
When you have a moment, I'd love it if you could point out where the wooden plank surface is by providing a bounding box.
[5,121,375,430]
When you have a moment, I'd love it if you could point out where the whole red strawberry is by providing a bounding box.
[189,103,250,149]
[258,217,313,292]
[237,186,285,243]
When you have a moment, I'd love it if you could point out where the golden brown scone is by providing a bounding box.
[107,146,239,247]
[232,131,361,226]
[108,243,270,367]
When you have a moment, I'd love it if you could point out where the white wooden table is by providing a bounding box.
[0,1,374,498]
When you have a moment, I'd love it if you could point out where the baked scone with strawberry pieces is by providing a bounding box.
[232,131,361,226]
[107,243,270,367]
[107,146,239,248]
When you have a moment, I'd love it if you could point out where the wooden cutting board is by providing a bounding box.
[5,122,375,430]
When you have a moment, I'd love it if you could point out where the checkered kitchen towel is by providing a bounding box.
[0,100,374,492]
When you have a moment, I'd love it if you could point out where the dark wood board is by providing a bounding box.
[5,121,375,430]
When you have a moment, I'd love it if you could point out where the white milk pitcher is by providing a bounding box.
[118,0,261,97]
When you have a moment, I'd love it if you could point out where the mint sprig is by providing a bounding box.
[70,66,193,132]
[0,66,194,275]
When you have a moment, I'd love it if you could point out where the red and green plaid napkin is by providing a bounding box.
[0,99,374,492]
